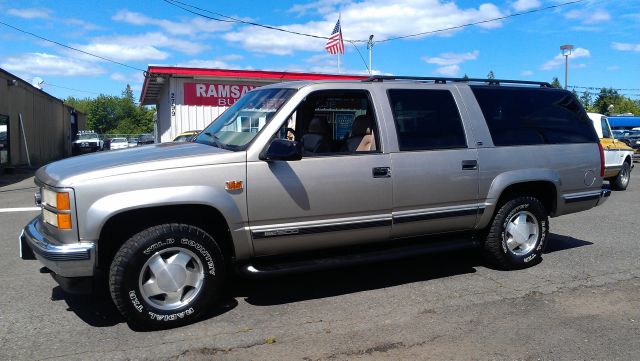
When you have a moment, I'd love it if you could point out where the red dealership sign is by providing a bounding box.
[183,82,257,106]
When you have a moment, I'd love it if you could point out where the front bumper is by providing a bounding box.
[19,217,95,278]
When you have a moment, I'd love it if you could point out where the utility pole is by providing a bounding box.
[367,35,374,75]
[560,44,574,90]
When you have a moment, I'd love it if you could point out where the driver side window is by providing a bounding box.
[277,89,379,157]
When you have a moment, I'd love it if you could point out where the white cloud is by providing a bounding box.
[521,70,534,77]
[224,1,505,55]
[434,65,460,76]
[512,0,541,12]
[178,55,244,69]
[422,50,478,76]
[564,8,611,24]
[0,53,105,77]
[111,72,145,84]
[606,65,619,71]
[112,9,233,36]
[422,50,479,66]
[71,32,209,62]
[63,18,103,31]
[541,47,590,70]
[7,7,52,19]
[612,42,640,52]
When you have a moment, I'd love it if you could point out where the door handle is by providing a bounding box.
[372,167,391,178]
[462,160,478,170]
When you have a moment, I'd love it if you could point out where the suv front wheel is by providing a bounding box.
[483,196,549,270]
[109,223,226,329]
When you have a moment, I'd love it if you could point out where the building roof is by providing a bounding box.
[140,66,368,105]
[0,67,64,105]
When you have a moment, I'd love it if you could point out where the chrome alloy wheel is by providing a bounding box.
[138,247,205,311]
[620,166,630,187]
[503,211,539,256]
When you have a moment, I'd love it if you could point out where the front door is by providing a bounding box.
[247,89,392,256]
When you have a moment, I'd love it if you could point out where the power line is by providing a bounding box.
[42,82,104,95]
[378,0,587,42]
[569,85,640,92]
[163,0,586,44]
[0,20,146,72]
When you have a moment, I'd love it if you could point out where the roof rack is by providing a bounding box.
[362,75,552,88]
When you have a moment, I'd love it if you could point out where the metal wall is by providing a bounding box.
[0,69,86,166]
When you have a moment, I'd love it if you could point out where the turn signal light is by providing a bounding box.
[56,192,71,210]
[57,213,72,230]
[225,180,243,191]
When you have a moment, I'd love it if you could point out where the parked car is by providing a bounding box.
[20,76,609,329]
[617,132,640,162]
[127,138,138,148]
[109,137,129,150]
[173,130,200,142]
[588,113,634,190]
[72,131,103,155]
[137,134,155,146]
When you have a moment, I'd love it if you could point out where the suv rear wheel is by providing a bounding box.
[483,196,549,270]
[109,223,225,329]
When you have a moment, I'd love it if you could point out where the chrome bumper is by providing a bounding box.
[19,217,95,277]
[596,187,612,206]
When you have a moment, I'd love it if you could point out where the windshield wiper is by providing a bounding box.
[203,132,226,149]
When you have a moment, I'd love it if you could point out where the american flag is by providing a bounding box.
[325,19,344,55]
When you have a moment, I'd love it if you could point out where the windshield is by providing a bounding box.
[112,138,126,143]
[78,133,98,140]
[194,88,296,150]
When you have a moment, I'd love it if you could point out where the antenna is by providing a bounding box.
[31,77,44,90]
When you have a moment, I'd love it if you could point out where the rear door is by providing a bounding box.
[383,87,480,238]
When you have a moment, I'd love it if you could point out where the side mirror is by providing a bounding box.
[260,138,303,161]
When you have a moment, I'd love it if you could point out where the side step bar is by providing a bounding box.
[239,236,479,278]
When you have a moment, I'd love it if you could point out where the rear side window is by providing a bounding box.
[387,89,467,151]
[600,117,612,138]
[471,86,598,146]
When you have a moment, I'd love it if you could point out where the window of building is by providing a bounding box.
[471,86,598,146]
[387,89,467,151]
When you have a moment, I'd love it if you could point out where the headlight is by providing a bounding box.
[41,188,73,230]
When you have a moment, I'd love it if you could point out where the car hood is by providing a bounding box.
[36,142,244,187]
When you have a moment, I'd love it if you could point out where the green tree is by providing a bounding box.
[462,73,469,80]
[64,96,92,114]
[579,90,593,111]
[487,71,495,79]
[550,77,561,88]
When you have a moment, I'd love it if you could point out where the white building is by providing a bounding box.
[140,66,366,142]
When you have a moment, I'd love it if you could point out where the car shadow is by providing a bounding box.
[544,233,593,253]
[232,250,481,307]
[53,232,592,329]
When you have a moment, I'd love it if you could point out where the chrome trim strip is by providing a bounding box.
[251,214,393,239]
[392,204,484,224]
[563,190,603,204]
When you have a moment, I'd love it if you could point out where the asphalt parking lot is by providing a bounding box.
[1,169,639,360]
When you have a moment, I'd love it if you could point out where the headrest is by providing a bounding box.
[351,115,372,136]
[308,117,328,134]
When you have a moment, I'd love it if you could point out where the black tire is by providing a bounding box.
[109,223,226,329]
[483,196,549,270]
[610,161,631,191]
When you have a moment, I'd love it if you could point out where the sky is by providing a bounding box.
[0,0,639,102]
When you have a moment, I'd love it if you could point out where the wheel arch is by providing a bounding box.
[96,204,241,272]
[478,170,560,230]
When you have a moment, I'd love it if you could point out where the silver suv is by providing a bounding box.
[20,76,610,329]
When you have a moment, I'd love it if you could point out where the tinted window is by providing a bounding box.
[387,89,466,151]
[471,86,598,146]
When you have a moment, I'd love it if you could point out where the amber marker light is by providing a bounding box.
[57,213,73,230]
[225,181,243,191]
[56,192,71,210]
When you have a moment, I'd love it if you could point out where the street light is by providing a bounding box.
[560,44,574,90]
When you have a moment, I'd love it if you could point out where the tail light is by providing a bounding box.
[597,142,604,177]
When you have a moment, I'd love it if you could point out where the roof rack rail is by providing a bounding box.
[362,75,552,88]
